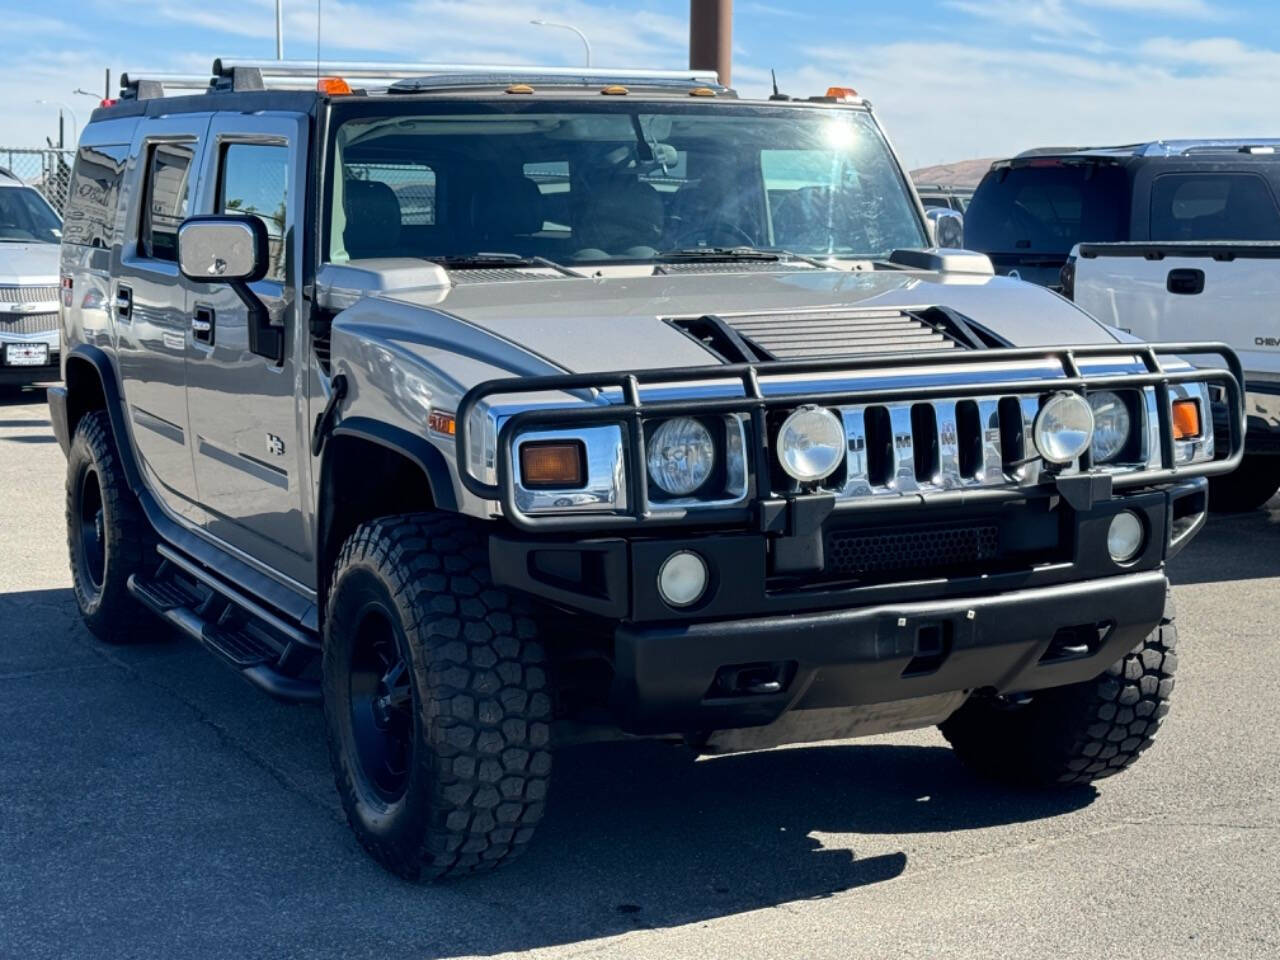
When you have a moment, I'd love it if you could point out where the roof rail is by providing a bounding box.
[211,58,722,84]
[117,58,726,102]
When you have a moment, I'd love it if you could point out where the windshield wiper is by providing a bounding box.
[656,246,782,262]
[655,246,839,269]
[426,253,584,277]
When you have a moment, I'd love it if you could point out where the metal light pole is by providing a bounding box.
[37,100,79,145]
[276,0,284,58]
[689,0,732,86]
[530,19,592,67]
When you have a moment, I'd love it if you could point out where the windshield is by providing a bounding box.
[0,186,62,244]
[965,162,1129,257]
[326,103,926,265]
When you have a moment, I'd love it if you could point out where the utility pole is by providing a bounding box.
[689,0,732,86]
[276,0,284,58]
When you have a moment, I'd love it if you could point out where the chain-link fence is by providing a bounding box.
[0,148,76,214]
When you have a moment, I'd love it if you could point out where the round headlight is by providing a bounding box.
[647,418,716,496]
[1033,393,1095,465]
[777,406,846,482]
[1088,391,1132,463]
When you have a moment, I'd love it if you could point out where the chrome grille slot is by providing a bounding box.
[838,395,1037,499]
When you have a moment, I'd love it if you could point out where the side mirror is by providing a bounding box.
[926,208,965,249]
[178,215,269,283]
[177,215,282,364]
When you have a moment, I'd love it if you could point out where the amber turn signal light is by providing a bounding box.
[520,442,585,488]
[1172,398,1202,440]
[316,76,353,95]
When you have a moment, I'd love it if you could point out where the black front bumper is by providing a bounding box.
[612,569,1168,735]
[492,481,1204,736]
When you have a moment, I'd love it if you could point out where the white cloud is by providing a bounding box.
[770,35,1280,170]
[1078,0,1222,18]
[943,0,1097,39]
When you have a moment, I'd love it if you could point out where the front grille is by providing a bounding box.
[0,312,58,334]
[829,396,1042,499]
[0,285,58,304]
[726,309,959,360]
[825,524,1000,579]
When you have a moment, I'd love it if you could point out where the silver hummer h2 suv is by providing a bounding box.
[50,59,1244,880]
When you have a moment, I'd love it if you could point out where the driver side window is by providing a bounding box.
[218,143,290,282]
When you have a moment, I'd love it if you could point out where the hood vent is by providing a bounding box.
[448,268,564,284]
[670,307,991,363]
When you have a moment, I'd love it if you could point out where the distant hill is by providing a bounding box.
[910,158,998,188]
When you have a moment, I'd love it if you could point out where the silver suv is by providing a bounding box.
[0,168,62,385]
[50,59,1245,881]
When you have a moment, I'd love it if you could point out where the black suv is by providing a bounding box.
[964,140,1280,288]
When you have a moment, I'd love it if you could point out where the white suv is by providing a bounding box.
[0,168,62,385]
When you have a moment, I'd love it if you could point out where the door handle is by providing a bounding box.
[1167,268,1205,295]
[115,285,132,322]
[192,306,215,345]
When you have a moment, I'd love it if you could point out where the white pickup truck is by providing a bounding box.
[1069,241,1280,510]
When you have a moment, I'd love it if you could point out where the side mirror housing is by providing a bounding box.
[177,215,282,364]
[178,215,269,283]
[926,208,965,249]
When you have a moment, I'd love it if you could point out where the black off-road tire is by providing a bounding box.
[66,409,156,643]
[940,593,1178,786]
[1209,454,1280,513]
[323,513,552,881]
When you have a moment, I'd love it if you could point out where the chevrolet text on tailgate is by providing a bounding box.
[49,59,1245,880]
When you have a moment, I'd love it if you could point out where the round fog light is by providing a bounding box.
[658,551,709,608]
[1107,511,1144,563]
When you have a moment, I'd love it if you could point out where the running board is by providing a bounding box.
[128,564,321,704]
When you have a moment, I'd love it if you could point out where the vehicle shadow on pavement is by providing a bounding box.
[1168,506,1280,585]
[1,586,1097,959]
[458,739,1096,953]
[0,385,49,407]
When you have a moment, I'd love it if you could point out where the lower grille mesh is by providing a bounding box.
[0,312,58,334]
[825,524,1000,578]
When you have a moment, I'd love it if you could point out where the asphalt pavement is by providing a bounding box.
[1,384,1277,960]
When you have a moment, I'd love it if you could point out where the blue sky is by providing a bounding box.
[6,1,1280,169]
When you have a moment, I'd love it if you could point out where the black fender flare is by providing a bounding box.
[60,343,145,495]
[329,416,459,512]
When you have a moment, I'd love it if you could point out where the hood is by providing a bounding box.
[0,242,61,285]
[384,267,1117,375]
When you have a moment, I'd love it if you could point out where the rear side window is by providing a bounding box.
[966,162,1130,255]
[219,143,290,281]
[1149,173,1280,241]
[63,144,128,248]
[141,143,194,262]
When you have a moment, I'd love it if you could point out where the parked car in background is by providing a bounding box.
[964,140,1280,289]
[0,167,62,386]
[966,140,1280,511]
[914,182,973,213]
